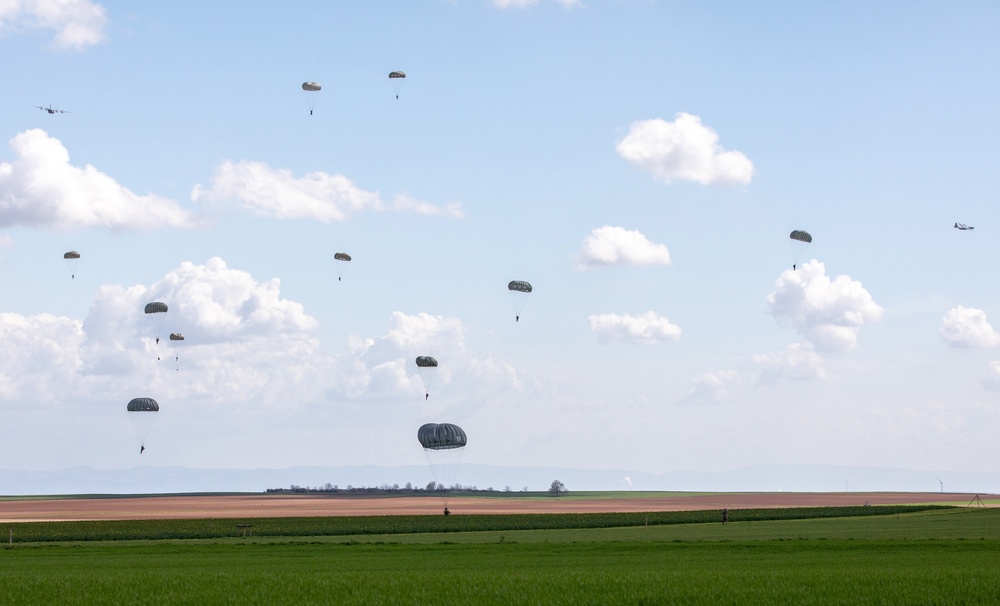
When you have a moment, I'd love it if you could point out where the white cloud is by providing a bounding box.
[0,312,83,402]
[575,225,671,270]
[751,342,831,383]
[327,311,525,411]
[766,261,884,351]
[616,112,753,186]
[0,235,13,249]
[192,160,464,221]
[681,342,829,406]
[0,258,328,412]
[0,0,107,50]
[588,311,681,344]
[939,306,1000,348]
[680,370,746,405]
[981,361,1000,392]
[0,129,198,231]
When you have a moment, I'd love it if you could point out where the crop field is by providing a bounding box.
[0,496,998,604]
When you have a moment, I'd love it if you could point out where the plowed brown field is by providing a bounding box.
[0,492,978,522]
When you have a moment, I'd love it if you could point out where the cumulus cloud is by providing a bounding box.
[680,343,830,406]
[751,342,831,383]
[939,306,1000,348]
[0,0,107,49]
[327,311,525,412]
[766,261,883,351]
[575,226,671,270]
[680,370,746,405]
[0,312,83,402]
[588,311,681,344]
[0,257,524,418]
[0,235,13,249]
[981,361,1000,392]
[192,160,464,221]
[616,112,753,186]
[0,129,198,231]
[0,258,330,412]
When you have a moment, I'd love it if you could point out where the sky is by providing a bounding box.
[1,0,1000,485]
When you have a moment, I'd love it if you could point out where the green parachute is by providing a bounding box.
[334,252,351,281]
[126,397,159,454]
[302,81,321,114]
[788,230,812,270]
[415,356,438,400]
[144,302,168,359]
[418,423,467,502]
[63,250,80,279]
[169,333,184,370]
[388,71,406,99]
[507,280,533,322]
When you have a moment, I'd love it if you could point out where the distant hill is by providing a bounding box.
[0,463,997,496]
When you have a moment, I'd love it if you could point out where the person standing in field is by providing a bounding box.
[722,508,728,524]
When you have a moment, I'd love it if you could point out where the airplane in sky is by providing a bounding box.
[954,222,974,231]
[34,104,69,114]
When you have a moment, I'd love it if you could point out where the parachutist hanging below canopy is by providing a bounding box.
[334,252,351,281]
[416,356,438,400]
[63,250,81,279]
[302,81,321,114]
[508,280,532,322]
[388,71,406,99]
[788,230,812,270]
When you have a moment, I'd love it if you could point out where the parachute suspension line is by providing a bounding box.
[418,423,467,506]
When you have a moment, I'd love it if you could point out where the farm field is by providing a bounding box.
[0,490,987,522]
[1,494,998,604]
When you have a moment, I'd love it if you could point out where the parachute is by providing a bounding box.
[126,397,159,454]
[789,230,812,243]
[144,302,168,314]
[302,81,321,114]
[144,302,168,359]
[788,230,812,270]
[507,280,532,322]
[416,356,438,368]
[334,252,351,281]
[63,250,80,279]
[418,423,467,500]
[169,333,184,370]
[418,422,467,450]
[415,356,438,400]
[388,71,406,99]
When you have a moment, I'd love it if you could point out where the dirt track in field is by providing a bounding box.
[0,492,984,522]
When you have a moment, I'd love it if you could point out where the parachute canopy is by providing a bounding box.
[127,397,159,412]
[334,252,352,262]
[389,71,406,79]
[789,230,812,243]
[301,81,321,91]
[508,280,532,293]
[144,302,168,314]
[63,251,80,259]
[416,356,438,368]
[418,423,467,450]
[169,333,184,341]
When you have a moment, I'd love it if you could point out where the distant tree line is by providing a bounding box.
[265,480,567,495]
[266,482,503,494]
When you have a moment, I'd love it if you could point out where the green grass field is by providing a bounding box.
[1,506,998,604]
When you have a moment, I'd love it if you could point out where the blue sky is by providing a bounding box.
[1,1,999,486]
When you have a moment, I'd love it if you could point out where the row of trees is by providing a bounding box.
[266,480,569,496]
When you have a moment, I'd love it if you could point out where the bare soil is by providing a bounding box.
[0,492,979,522]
